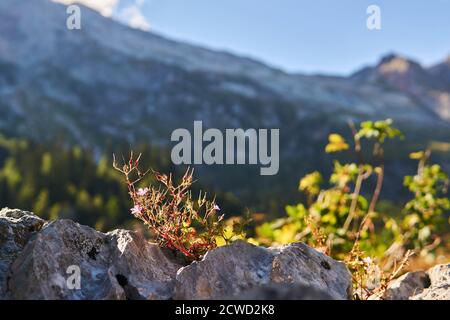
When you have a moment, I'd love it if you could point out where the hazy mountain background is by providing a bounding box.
[0,0,449,227]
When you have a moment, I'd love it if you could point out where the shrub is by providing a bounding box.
[114,152,232,260]
[114,119,449,298]
[393,150,450,253]
[255,119,449,298]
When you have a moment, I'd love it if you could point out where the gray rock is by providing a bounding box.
[0,208,45,299]
[0,208,377,301]
[107,229,182,300]
[174,241,352,300]
[174,240,274,300]
[270,242,351,299]
[8,219,120,299]
[6,219,182,300]
[411,285,450,300]
[382,271,430,300]
[383,263,450,300]
[411,264,450,300]
[230,283,334,300]
[426,263,450,286]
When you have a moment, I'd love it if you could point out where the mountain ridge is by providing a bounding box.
[2,0,449,121]
[0,0,449,213]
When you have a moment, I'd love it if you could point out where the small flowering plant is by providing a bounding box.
[113,152,226,260]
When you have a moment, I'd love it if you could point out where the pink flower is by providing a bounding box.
[363,257,373,264]
[131,204,143,216]
[137,187,149,196]
[213,204,220,211]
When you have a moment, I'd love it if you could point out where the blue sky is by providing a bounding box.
[60,0,450,75]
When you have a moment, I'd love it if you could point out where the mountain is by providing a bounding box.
[430,56,450,85]
[351,53,450,120]
[0,0,449,214]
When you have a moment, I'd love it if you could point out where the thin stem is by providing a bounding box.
[343,121,365,232]
[368,164,384,214]
[343,166,364,232]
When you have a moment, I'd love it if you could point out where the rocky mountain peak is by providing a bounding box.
[352,52,447,92]
[444,54,450,65]
[429,55,450,88]
[377,53,418,75]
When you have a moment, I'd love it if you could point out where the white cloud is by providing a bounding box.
[53,0,119,17]
[118,3,151,31]
[53,0,151,32]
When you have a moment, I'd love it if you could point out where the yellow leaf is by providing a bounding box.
[247,238,260,246]
[409,151,424,160]
[329,133,345,143]
[274,224,297,244]
[325,134,349,153]
[215,236,227,247]
[223,225,234,239]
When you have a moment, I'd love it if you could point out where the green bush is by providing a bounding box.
[253,119,449,299]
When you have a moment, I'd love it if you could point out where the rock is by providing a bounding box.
[6,218,182,299]
[426,263,450,285]
[382,271,430,300]
[174,240,273,300]
[8,219,120,299]
[107,229,182,300]
[12,208,429,301]
[4,209,352,300]
[6,207,448,301]
[411,264,450,300]
[173,241,352,300]
[412,285,450,300]
[383,263,450,300]
[230,283,334,300]
[0,208,45,299]
[270,242,351,299]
